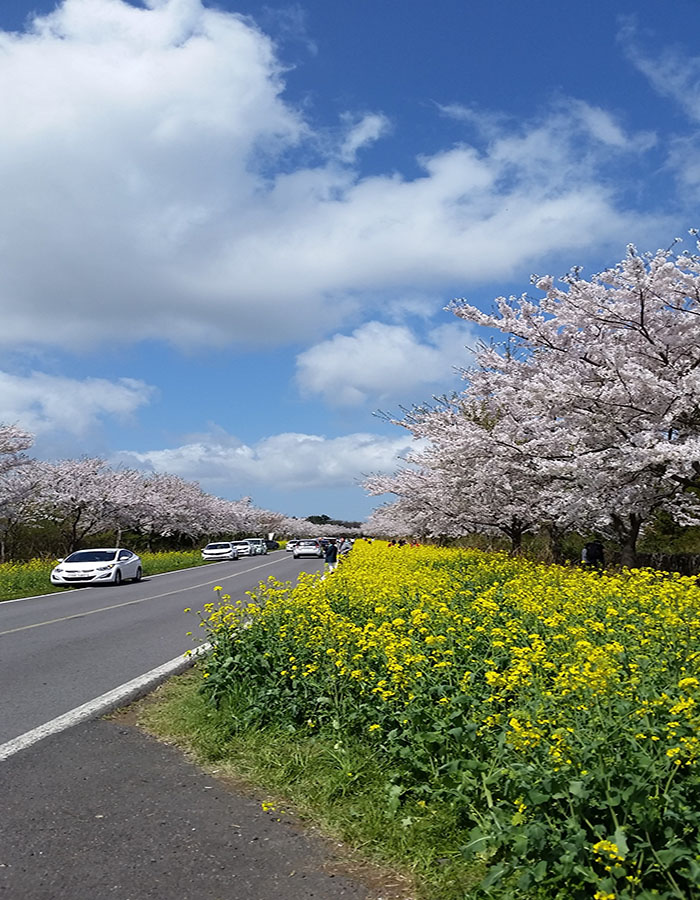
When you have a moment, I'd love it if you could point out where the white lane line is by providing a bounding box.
[0,558,283,637]
[0,643,212,762]
[0,551,285,605]
[0,562,214,605]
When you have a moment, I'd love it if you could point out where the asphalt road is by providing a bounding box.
[0,551,323,746]
[0,717,373,900]
[0,551,394,900]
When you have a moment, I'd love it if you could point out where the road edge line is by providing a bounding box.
[0,642,211,762]
[1,552,283,605]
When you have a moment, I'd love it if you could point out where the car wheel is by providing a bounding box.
[133,567,142,583]
[114,570,122,586]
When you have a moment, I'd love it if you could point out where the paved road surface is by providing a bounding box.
[0,717,376,900]
[0,552,321,745]
[0,553,394,900]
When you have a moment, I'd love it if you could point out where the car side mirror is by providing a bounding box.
[57,558,64,563]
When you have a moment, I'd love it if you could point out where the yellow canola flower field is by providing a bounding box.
[203,542,700,899]
[207,542,700,761]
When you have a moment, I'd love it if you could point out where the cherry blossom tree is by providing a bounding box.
[0,424,33,475]
[367,243,700,565]
[0,462,44,562]
[450,243,700,564]
[0,425,36,559]
[26,459,115,553]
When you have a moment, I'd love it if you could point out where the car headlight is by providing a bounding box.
[96,564,116,571]
[53,567,63,573]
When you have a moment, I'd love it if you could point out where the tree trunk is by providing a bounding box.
[541,522,565,564]
[611,512,642,568]
[504,518,525,555]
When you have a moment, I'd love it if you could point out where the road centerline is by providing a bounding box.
[0,557,284,637]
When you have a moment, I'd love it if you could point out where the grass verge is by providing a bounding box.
[134,665,484,900]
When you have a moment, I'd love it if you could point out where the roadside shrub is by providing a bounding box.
[200,542,700,899]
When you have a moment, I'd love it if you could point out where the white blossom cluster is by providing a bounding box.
[366,243,700,565]
[0,424,352,558]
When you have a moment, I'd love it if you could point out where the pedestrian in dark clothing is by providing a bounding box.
[324,540,339,573]
[582,540,605,570]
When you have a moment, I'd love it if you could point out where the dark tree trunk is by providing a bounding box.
[503,517,526,555]
[542,522,565,565]
[611,512,643,568]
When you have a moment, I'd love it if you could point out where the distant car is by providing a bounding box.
[50,548,142,587]
[293,539,324,559]
[201,541,240,562]
[265,540,280,551]
[248,538,268,555]
[285,540,299,552]
[231,540,254,556]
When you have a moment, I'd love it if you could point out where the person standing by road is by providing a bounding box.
[582,538,605,570]
[324,539,339,573]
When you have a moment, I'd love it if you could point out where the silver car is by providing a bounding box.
[293,539,324,559]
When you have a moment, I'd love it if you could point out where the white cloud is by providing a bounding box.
[296,320,476,406]
[114,430,416,491]
[619,20,700,198]
[339,113,390,162]
[0,370,154,435]
[620,19,700,123]
[569,100,655,151]
[439,99,654,152]
[0,0,665,353]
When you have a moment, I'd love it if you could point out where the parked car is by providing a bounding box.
[265,540,280,551]
[201,541,240,561]
[248,538,268,555]
[285,540,299,552]
[231,540,255,556]
[50,548,142,586]
[293,539,324,559]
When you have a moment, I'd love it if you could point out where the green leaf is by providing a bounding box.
[613,826,628,858]
[568,780,585,797]
[533,859,548,882]
[481,865,506,889]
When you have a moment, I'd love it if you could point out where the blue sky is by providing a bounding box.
[1,0,699,520]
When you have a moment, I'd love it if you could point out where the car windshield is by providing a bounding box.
[232,541,250,547]
[65,550,117,563]
[206,543,230,550]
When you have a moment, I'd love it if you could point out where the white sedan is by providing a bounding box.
[51,548,142,587]
[201,541,240,561]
